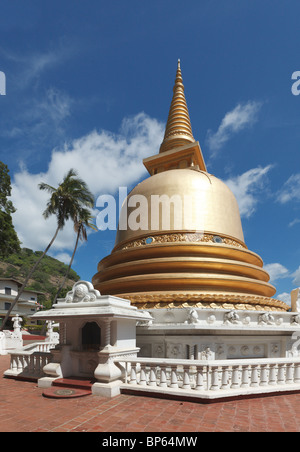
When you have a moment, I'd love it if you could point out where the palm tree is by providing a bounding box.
[0,169,94,331]
[52,208,97,304]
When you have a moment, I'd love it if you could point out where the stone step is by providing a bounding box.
[53,377,95,390]
[42,376,95,398]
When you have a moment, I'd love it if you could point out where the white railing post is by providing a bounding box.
[194,365,205,391]
[159,365,168,388]
[221,366,230,390]
[17,355,23,373]
[182,365,191,389]
[260,365,268,387]
[250,365,259,387]
[286,364,294,385]
[269,364,277,385]
[294,363,300,384]
[139,364,147,386]
[124,362,129,384]
[11,355,17,373]
[149,366,157,386]
[241,365,250,388]
[170,365,179,388]
[129,363,137,384]
[211,366,220,391]
[231,365,240,389]
[28,354,35,375]
[277,364,286,385]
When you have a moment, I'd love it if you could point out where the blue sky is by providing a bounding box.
[1,0,300,305]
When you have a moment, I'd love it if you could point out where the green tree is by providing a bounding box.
[0,162,20,257]
[0,169,94,331]
[53,209,97,304]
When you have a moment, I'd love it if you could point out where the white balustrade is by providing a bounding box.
[117,356,300,400]
[4,341,57,380]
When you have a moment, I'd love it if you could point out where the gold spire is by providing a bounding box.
[159,59,195,153]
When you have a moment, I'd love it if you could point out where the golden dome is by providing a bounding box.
[115,168,244,246]
[92,61,289,312]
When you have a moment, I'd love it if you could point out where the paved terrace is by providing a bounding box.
[1,355,300,432]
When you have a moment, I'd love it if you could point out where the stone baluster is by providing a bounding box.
[129,364,137,384]
[221,367,230,390]
[294,363,300,383]
[159,365,168,388]
[210,366,220,391]
[22,355,30,374]
[277,363,286,385]
[250,365,259,387]
[11,355,17,373]
[286,363,294,385]
[148,366,157,386]
[170,366,179,388]
[124,362,129,384]
[231,365,240,389]
[260,365,268,387]
[28,354,35,375]
[17,355,23,373]
[139,364,147,385]
[241,365,250,388]
[182,365,191,389]
[268,364,277,385]
[194,366,205,391]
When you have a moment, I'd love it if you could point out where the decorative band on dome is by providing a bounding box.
[115,231,247,252]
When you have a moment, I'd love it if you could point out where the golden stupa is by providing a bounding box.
[92,61,289,312]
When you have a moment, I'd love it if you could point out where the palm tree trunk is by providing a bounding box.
[52,226,81,305]
[0,225,61,331]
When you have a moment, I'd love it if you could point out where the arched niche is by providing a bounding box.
[81,321,101,351]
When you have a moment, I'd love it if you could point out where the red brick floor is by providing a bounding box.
[1,355,300,432]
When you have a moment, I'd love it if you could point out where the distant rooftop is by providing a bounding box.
[0,278,45,295]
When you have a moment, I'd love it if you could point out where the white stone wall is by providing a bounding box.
[0,281,19,296]
[136,307,300,360]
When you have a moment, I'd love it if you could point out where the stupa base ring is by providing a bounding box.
[116,292,289,312]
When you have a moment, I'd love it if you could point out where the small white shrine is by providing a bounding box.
[31,280,152,397]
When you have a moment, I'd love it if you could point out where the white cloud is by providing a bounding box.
[11,112,164,254]
[291,266,300,286]
[0,87,72,159]
[289,218,300,228]
[34,88,72,123]
[0,46,70,90]
[277,173,300,204]
[21,51,61,87]
[264,263,290,283]
[206,101,262,156]
[52,252,72,265]
[224,165,273,218]
[276,292,291,306]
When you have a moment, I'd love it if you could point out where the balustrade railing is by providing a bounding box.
[4,342,56,380]
[116,357,300,400]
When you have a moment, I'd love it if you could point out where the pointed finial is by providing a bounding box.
[159,60,195,153]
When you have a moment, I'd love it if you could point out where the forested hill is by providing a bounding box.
[0,247,80,308]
